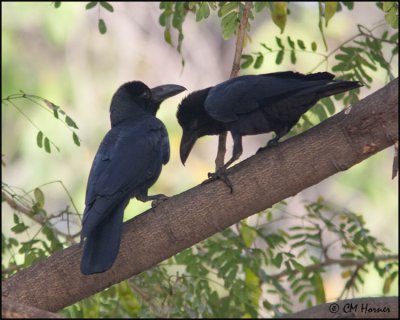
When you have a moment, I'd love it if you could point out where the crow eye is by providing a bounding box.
[140,90,150,98]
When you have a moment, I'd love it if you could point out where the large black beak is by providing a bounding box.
[180,130,198,165]
[151,84,186,103]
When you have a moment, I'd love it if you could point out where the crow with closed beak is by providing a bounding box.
[80,81,185,275]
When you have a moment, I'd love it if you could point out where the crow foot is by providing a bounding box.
[150,194,169,208]
[257,138,279,154]
[202,168,233,194]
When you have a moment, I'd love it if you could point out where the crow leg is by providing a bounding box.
[136,192,169,208]
[257,125,290,153]
[204,133,242,194]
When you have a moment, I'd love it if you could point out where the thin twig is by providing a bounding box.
[229,2,253,79]
[2,190,80,240]
[129,281,166,317]
[215,2,253,170]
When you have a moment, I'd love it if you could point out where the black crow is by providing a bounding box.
[80,81,185,275]
[177,71,362,190]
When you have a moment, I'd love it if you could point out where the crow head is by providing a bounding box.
[177,88,225,165]
[110,81,185,127]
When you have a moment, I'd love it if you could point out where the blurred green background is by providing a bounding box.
[2,1,398,302]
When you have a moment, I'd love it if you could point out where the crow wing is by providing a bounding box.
[204,72,335,122]
[82,115,169,236]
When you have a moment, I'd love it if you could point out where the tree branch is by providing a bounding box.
[215,1,253,170]
[2,79,398,312]
[1,190,80,240]
[2,297,61,319]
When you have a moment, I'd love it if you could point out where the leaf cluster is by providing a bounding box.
[2,182,80,278]
[2,92,81,153]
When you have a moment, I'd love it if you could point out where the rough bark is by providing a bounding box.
[282,296,398,318]
[2,79,398,313]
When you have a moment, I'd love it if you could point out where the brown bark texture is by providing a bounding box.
[2,79,398,313]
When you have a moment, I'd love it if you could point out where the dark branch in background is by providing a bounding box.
[2,297,61,319]
[215,1,252,170]
[2,78,397,312]
[1,190,80,241]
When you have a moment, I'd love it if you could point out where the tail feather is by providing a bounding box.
[80,200,127,275]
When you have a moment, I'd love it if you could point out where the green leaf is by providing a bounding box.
[34,188,45,209]
[164,28,172,45]
[275,36,284,49]
[65,116,79,129]
[54,2,61,8]
[290,50,296,64]
[382,2,395,12]
[318,3,328,50]
[13,213,20,224]
[221,11,238,39]
[342,2,354,10]
[311,41,317,52]
[270,2,287,33]
[12,223,29,233]
[325,2,338,27]
[312,273,326,304]
[254,54,264,69]
[313,103,328,122]
[385,11,398,29]
[72,132,80,146]
[44,137,51,153]
[100,1,114,12]
[219,2,238,17]
[85,2,97,10]
[275,50,284,64]
[321,97,335,115]
[272,253,283,268]
[261,43,272,51]
[159,11,169,27]
[254,2,267,13]
[297,39,306,50]
[98,18,107,34]
[240,222,257,247]
[383,276,394,294]
[240,54,253,69]
[36,131,43,148]
[287,36,295,49]
[201,2,210,20]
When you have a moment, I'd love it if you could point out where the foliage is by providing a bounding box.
[2,93,81,153]
[2,181,80,279]
[54,1,114,34]
[60,198,398,318]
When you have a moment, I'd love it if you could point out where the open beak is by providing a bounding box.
[180,130,198,165]
[151,84,186,103]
